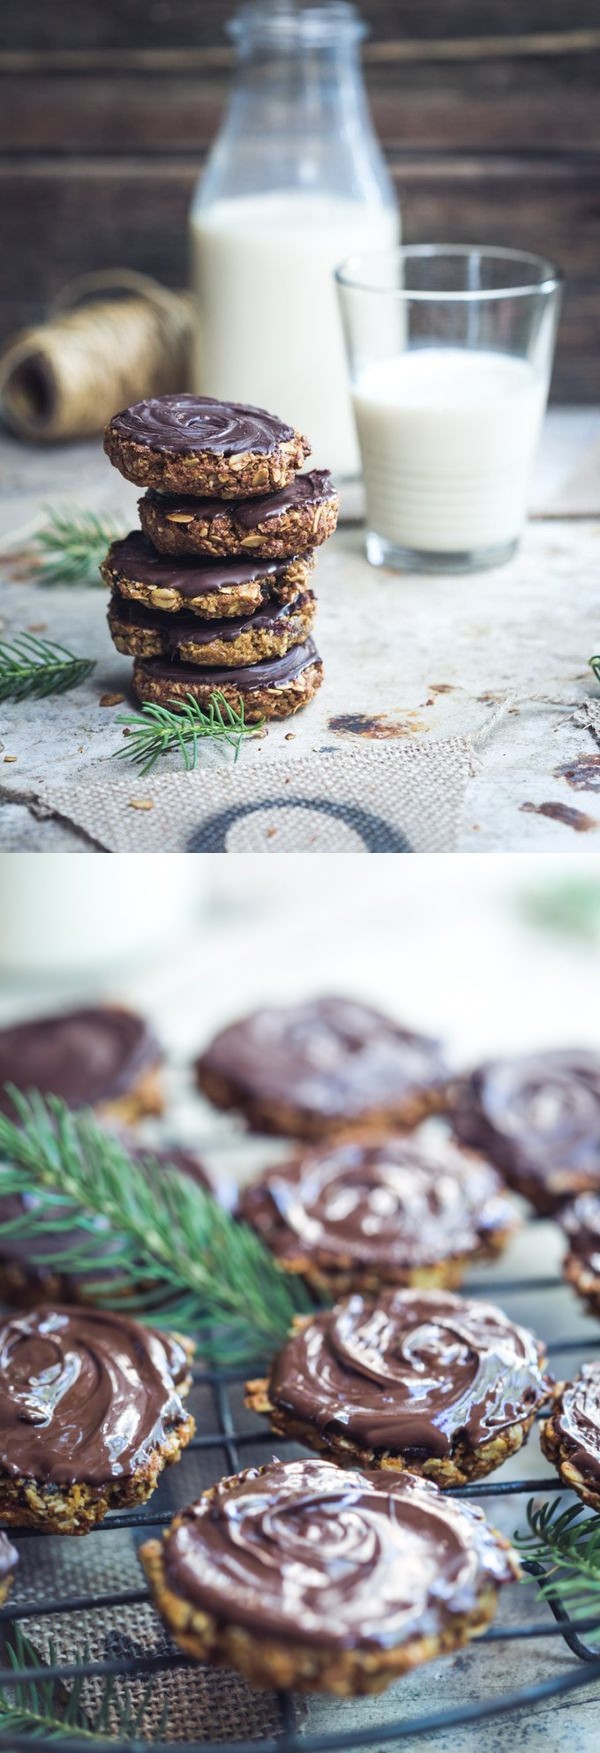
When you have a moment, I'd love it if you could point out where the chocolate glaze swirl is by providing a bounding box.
[199,996,447,1122]
[109,395,296,456]
[139,637,320,691]
[0,1307,189,1486]
[162,1457,515,1648]
[107,532,288,596]
[561,1193,600,1276]
[451,1051,600,1204]
[0,1006,160,1117]
[239,1130,516,1275]
[269,1290,549,1456]
[144,470,337,530]
[109,591,311,652]
[551,1363,600,1483]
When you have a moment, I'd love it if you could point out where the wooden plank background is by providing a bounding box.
[2,1,599,400]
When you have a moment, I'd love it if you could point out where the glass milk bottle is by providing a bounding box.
[190,2,399,477]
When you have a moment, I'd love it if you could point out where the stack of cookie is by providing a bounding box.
[101,394,339,722]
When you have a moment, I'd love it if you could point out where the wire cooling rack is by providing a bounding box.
[1,1243,600,1753]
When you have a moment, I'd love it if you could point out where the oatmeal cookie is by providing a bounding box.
[246,1288,550,1486]
[0,1005,163,1126]
[238,1128,518,1297]
[104,395,310,496]
[139,470,339,559]
[132,639,323,724]
[108,589,316,668]
[450,1049,600,1213]
[561,1193,600,1315]
[101,532,314,620]
[0,1306,195,1534]
[541,1362,600,1511]
[140,1457,518,1695]
[196,996,449,1139]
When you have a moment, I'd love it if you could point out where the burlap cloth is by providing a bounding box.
[27,734,491,854]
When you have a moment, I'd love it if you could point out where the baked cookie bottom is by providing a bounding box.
[0,1412,195,1535]
[563,1251,600,1316]
[0,1576,13,1606]
[97,1062,164,1127]
[235,1227,515,1300]
[133,654,323,724]
[139,492,338,560]
[108,592,316,669]
[140,1532,502,1696]
[196,1068,449,1142]
[101,553,314,621]
[541,1392,600,1511]
[244,1381,542,1488]
[104,429,310,497]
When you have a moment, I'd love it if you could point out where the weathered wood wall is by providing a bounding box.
[2,2,599,398]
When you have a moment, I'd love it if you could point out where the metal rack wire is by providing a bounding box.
[1,1258,599,1753]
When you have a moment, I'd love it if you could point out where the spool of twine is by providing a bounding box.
[0,270,196,442]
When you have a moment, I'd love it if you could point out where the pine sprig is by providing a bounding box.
[591,654,600,683]
[516,1497,600,1637]
[33,507,125,588]
[0,1626,160,1743]
[0,1089,312,1363]
[0,635,95,702]
[116,691,265,775]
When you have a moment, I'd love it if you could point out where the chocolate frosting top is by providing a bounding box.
[451,1051,600,1195]
[239,1131,516,1272]
[138,637,320,691]
[107,531,288,596]
[109,590,311,651]
[199,996,447,1121]
[561,1192,600,1274]
[551,1362,600,1482]
[144,470,337,530]
[0,1144,211,1290]
[0,1530,18,1579]
[0,1306,189,1486]
[162,1457,515,1648]
[269,1289,549,1456]
[109,395,297,456]
[0,1006,160,1116]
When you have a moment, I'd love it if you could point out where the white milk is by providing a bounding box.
[352,347,548,555]
[191,192,399,477]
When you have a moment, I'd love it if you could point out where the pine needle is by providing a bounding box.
[33,507,125,588]
[116,690,265,775]
[515,1496,600,1641]
[0,1625,158,1743]
[0,1089,312,1365]
[0,635,95,702]
[590,654,600,683]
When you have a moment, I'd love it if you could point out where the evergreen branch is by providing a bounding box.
[0,1627,160,1743]
[116,691,265,775]
[0,1089,312,1364]
[0,635,95,702]
[515,1497,600,1640]
[590,654,600,683]
[33,507,125,588]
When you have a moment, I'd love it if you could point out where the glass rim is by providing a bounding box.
[228,2,366,44]
[335,244,563,301]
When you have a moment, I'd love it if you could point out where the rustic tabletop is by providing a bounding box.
[0,408,598,853]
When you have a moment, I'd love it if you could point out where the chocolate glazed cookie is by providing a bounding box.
[139,471,339,560]
[104,395,311,496]
[247,1289,551,1485]
[0,1306,195,1533]
[560,1192,600,1315]
[0,1532,18,1606]
[140,1457,519,1695]
[108,589,316,668]
[0,1005,163,1125]
[450,1050,600,1213]
[542,1362,600,1511]
[101,531,314,620]
[196,996,449,1139]
[133,639,323,724]
[238,1129,518,1296]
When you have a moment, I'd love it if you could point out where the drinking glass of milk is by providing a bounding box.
[335,245,562,570]
[190,3,399,478]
